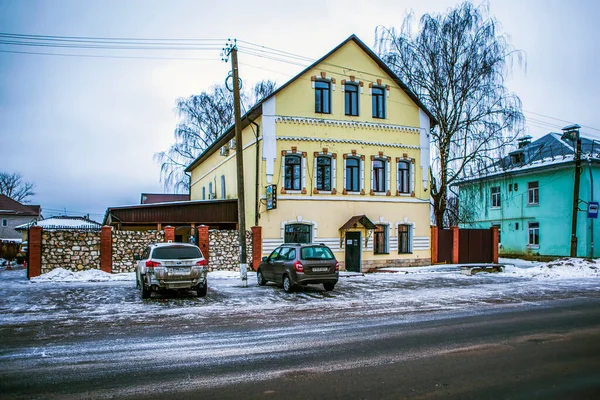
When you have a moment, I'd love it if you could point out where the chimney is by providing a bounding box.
[517,135,532,149]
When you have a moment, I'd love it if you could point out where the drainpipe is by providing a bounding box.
[588,158,594,258]
[248,118,260,227]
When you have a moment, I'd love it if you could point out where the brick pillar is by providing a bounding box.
[251,226,262,271]
[431,226,438,264]
[490,226,499,264]
[100,226,113,273]
[29,226,42,279]
[197,225,209,263]
[451,226,460,264]
[164,226,175,242]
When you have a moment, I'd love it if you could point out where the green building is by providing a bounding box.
[457,127,599,258]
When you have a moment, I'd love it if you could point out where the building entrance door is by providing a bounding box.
[344,231,361,272]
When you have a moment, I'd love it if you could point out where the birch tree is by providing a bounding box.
[376,1,525,227]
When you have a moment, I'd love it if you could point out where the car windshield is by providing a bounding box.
[300,246,335,260]
[152,246,202,260]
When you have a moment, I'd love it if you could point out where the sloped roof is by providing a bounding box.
[456,132,600,184]
[185,34,437,173]
[15,216,102,231]
[0,194,40,216]
[140,193,189,204]
[339,215,378,230]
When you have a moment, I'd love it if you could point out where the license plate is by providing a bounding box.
[312,267,328,272]
[170,268,189,275]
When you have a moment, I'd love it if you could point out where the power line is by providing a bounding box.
[0,49,220,61]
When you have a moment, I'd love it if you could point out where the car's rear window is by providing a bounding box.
[300,246,335,260]
[152,246,202,260]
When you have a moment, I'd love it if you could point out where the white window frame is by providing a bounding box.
[371,156,390,194]
[343,154,364,193]
[397,159,413,195]
[491,186,501,208]
[281,151,306,193]
[527,181,539,205]
[528,221,540,247]
[313,153,336,193]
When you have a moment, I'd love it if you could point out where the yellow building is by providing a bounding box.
[186,35,436,272]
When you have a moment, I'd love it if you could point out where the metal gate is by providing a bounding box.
[459,229,493,263]
[437,229,454,264]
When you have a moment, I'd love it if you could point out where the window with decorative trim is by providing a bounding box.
[398,224,412,254]
[374,224,388,254]
[284,154,302,191]
[372,86,386,118]
[284,224,312,243]
[316,155,332,191]
[344,82,359,116]
[315,80,331,114]
[397,161,410,194]
[345,156,361,193]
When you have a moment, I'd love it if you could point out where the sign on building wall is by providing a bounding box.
[588,201,599,219]
[266,184,277,210]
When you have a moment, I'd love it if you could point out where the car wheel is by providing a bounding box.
[196,280,207,297]
[257,269,267,286]
[141,275,151,299]
[323,282,336,291]
[283,274,294,293]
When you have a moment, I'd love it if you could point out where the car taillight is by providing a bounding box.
[335,261,340,271]
[146,260,162,269]
[294,260,304,272]
[196,259,208,266]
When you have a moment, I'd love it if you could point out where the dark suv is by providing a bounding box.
[257,243,339,293]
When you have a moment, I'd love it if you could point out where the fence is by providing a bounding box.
[431,226,498,264]
[27,225,263,278]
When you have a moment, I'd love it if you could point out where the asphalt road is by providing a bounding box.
[2,297,600,399]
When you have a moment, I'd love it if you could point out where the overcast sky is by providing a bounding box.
[1,0,599,221]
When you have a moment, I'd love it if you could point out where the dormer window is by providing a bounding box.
[315,80,331,114]
[511,151,524,164]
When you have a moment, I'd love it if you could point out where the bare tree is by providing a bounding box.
[156,80,277,192]
[0,172,35,203]
[376,1,525,227]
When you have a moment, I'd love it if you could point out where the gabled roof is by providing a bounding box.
[0,194,40,216]
[15,216,102,231]
[339,215,378,231]
[185,34,437,173]
[456,132,600,185]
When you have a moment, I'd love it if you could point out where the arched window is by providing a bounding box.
[316,156,332,191]
[373,158,386,192]
[284,224,311,243]
[345,157,360,192]
[284,154,302,190]
[398,161,410,194]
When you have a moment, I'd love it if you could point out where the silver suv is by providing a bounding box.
[257,243,339,293]
[135,243,208,299]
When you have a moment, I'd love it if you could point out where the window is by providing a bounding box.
[344,83,359,116]
[373,158,386,192]
[316,156,332,191]
[315,80,331,114]
[209,182,213,198]
[284,224,312,243]
[221,175,226,199]
[528,181,539,205]
[511,152,524,164]
[301,246,335,260]
[277,247,291,261]
[268,247,281,261]
[345,157,361,192]
[398,225,411,254]
[397,161,410,194]
[374,224,388,254]
[528,222,539,246]
[1,219,7,227]
[287,248,296,261]
[372,86,385,118]
[202,187,206,200]
[284,154,302,190]
[491,186,501,208]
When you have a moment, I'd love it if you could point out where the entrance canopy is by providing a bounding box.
[339,215,377,231]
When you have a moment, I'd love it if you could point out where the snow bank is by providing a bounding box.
[31,268,134,282]
[502,257,599,279]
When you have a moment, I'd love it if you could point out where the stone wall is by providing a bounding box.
[41,230,101,274]
[208,230,253,271]
[112,230,164,273]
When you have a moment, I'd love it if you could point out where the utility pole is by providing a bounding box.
[223,39,248,287]
[564,124,582,258]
